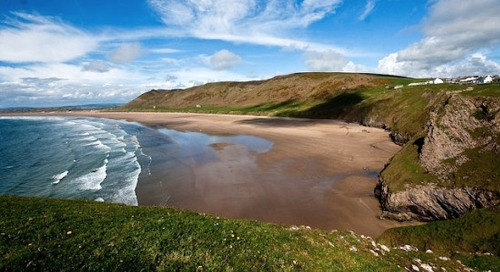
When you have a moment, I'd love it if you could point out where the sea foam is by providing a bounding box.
[0,116,151,206]
[72,158,108,191]
[52,170,69,184]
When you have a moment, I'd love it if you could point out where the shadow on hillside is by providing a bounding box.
[236,92,371,127]
[235,116,330,127]
[279,92,365,119]
[243,100,303,112]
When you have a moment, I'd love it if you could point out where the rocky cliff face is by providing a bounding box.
[376,93,499,221]
[374,181,496,221]
[420,94,500,178]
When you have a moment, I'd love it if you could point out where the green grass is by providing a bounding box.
[451,148,500,192]
[1,196,404,271]
[379,135,435,192]
[1,196,489,271]
[120,101,311,116]
[378,205,500,271]
[462,84,500,97]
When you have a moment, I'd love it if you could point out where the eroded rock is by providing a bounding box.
[375,180,496,221]
[376,94,499,221]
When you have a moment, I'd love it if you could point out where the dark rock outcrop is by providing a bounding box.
[374,180,496,221]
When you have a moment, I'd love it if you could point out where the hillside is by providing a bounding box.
[124,73,401,109]
[122,72,500,221]
[2,195,498,271]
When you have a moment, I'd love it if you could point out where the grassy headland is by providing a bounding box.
[1,195,495,271]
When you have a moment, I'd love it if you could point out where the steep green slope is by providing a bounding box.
[0,195,490,271]
[378,205,500,271]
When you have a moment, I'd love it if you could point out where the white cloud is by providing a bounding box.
[358,0,375,21]
[305,50,346,71]
[454,53,500,75]
[210,49,242,70]
[377,0,500,77]
[0,12,259,107]
[108,43,142,63]
[305,50,371,73]
[343,61,371,73]
[169,67,248,86]
[82,60,114,73]
[0,12,99,63]
[147,0,348,54]
[378,51,500,78]
[0,66,154,107]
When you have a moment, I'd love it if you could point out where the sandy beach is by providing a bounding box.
[15,111,414,237]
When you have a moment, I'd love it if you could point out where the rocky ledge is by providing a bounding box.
[374,181,496,221]
[375,93,499,221]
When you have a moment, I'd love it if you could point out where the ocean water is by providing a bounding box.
[0,116,152,205]
[0,116,274,206]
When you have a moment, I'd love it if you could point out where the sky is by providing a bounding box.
[0,0,499,108]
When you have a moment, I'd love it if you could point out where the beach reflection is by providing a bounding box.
[156,128,273,164]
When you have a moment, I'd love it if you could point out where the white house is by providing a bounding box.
[484,75,493,84]
[460,76,479,84]
[433,78,444,84]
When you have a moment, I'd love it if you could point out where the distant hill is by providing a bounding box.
[122,72,500,222]
[123,72,409,110]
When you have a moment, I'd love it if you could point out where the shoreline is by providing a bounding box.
[3,111,419,237]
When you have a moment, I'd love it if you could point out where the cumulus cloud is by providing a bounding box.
[358,0,375,21]
[108,43,142,63]
[82,60,114,73]
[0,60,163,108]
[0,12,99,63]
[210,50,242,70]
[305,50,346,71]
[343,61,371,73]
[377,0,500,77]
[147,0,347,53]
[304,50,371,73]
[0,81,148,107]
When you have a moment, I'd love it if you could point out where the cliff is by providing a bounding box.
[376,93,499,221]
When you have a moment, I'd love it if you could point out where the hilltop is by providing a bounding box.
[122,72,500,221]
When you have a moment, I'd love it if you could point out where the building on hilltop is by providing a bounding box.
[408,78,444,86]
[483,75,493,84]
[433,78,444,84]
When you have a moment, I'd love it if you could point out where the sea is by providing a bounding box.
[0,116,153,205]
[0,115,273,206]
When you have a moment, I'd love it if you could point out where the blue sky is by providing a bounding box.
[0,0,499,108]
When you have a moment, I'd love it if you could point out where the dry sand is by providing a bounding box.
[30,111,416,237]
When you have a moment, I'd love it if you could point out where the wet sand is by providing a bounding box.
[35,111,414,237]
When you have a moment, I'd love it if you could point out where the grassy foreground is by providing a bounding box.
[379,205,500,271]
[1,195,491,271]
